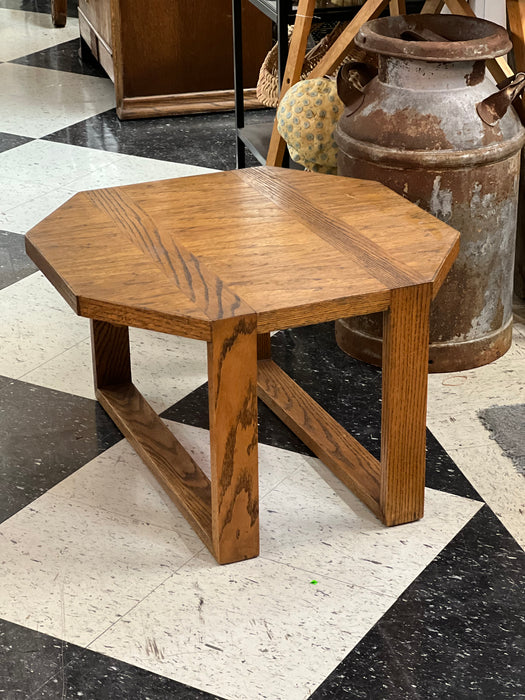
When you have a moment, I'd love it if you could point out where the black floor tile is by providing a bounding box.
[12,38,108,78]
[0,132,32,154]
[44,108,270,170]
[0,377,123,523]
[0,230,38,289]
[0,0,77,17]
[33,649,226,699]
[310,506,525,700]
[163,323,482,500]
[163,384,312,456]
[0,618,224,700]
[0,618,82,698]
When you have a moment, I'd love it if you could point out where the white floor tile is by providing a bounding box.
[426,320,525,550]
[47,422,307,529]
[428,411,497,450]
[0,141,217,234]
[259,463,482,597]
[447,444,525,550]
[0,183,78,234]
[0,140,126,188]
[0,272,89,379]
[0,63,114,138]
[0,427,482,699]
[90,553,391,700]
[426,325,525,418]
[0,495,202,647]
[0,9,80,61]
[68,155,218,190]
[21,329,208,413]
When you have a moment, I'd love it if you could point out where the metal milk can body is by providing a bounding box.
[335,14,525,372]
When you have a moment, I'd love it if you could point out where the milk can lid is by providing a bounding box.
[356,14,511,62]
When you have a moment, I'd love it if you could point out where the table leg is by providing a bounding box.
[91,319,131,389]
[51,0,67,27]
[380,284,432,526]
[208,315,259,564]
[257,332,272,360]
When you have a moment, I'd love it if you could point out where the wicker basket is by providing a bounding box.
[316,1,364,5]
[256,19,373,108]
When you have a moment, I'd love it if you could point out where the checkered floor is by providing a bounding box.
[1,3,524,699]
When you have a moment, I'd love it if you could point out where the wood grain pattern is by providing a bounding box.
[97,382,213,549]
[237,168,425,289]
[380,283,432,526]
[257,332,272,360]
[255,292,391,333]
[27,168,460,341]
[508,0,525,71]
[78,8,114,81]
[117,89,263,120]
[86,188,254,322]
[91,319,131,389]
[257,359,382,517]
[208,315,259,564]
[27,166,462,561]
[82,0,272,119]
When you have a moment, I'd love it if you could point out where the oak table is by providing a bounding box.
[26,167,459,565]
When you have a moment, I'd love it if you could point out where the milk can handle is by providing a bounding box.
[337,62,378,115]
[477,73,525,126]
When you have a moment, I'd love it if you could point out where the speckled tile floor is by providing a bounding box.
[0,3,524,699]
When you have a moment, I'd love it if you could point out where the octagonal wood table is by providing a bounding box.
[26,167,459,564]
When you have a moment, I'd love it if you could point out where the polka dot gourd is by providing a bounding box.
[276,77,344,174]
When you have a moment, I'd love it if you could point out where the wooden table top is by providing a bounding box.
[26,166,460,341]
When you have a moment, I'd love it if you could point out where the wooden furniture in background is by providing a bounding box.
[51,0,67,27]
[79,0,272,119]
[26,167,459,564]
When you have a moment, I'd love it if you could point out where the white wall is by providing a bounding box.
[442,0,506,27]
[469,0,506,27]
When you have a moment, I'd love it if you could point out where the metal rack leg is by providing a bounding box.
[233,0,246,168]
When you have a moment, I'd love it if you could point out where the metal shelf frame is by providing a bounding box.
[232,0,425,168]
[233,0,366,168]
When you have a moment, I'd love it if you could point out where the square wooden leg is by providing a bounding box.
[51,0,67,27]
[91,317,260,564]
[208,315,259,564]
[91,319,131,389]
[380,284,432,526]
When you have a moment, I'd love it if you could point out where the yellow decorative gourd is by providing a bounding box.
[276,77,343,175]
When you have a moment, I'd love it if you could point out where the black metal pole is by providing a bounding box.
[233,0,246,168]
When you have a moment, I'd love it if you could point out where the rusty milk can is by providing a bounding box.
[335,14,525,372]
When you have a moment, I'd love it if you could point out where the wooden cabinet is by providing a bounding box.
[79,0,272,119]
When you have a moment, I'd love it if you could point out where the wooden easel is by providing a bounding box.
[266,0,522,166]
